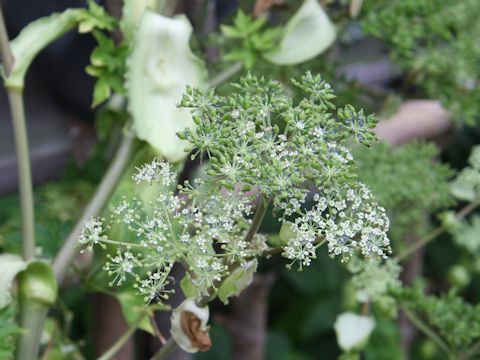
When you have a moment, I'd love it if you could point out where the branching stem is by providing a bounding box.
[97,314,145,360]
[395,202,478,262]
[53,132,136,283]
[209,62,243,88]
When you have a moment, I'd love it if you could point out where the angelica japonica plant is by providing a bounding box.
[2,0,480,359]
[78,72,391,356]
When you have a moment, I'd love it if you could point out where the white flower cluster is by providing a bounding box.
[283,183,391,267]
[78,217,106,251]
[78,160,269,302]
[132,158,177,185]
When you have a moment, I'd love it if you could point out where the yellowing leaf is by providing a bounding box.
[263,0,336,65]
[126,10,207,162]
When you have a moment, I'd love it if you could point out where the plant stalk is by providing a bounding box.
[151,197,270,360]
[395,202,478,262]
[53,132,136,284]
[402,307,452,357]
[15,302,48,360]
[0,4,36,260]
[97,314,144,360]
[209,62,243,88]
[150,338,177,360]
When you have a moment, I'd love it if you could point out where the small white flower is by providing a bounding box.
[334,312,375,351]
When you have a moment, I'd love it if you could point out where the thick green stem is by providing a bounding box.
[53,132,136,284]
[0,4,35,261]
[15,302,48,360]
[8,90,36,260]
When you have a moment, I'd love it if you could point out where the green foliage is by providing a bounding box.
[0,305,21,360]
[450,145,480,202]
[353,141,454,244]
[79,0,126,107]
[86,32,127,107]
[348,259,401,316]
[451,215,480,255]
[217,259,257,304]
[77,0,116,33]
[220,10,280,68]
[399,287,480,355]
[361,0,480,124]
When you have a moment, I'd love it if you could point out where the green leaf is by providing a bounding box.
[0,254,27,309]
[126,10,207,162]
[0,305,22,360]
[218,260,257,304]
[180,275,201,299]
[117,291,154,334]
[18,261,57,306]
[92,78,112,107]
[5,10,82,90]
[77,0,116,33]
[279,221,297,245]
[263,0,336,65]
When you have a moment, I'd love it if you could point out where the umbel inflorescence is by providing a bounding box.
[79,72,391,303]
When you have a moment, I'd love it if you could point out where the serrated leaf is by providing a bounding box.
[218,260,257,304]
[0,305,22,360]
[0,254,27,309]
[263,0,336,65]
[92,78,112,107]
[126,10,207,162]
[77,0,116,34]
[4,10,82,90]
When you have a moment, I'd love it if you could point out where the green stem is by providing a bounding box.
[97,314,144,360]
[395,202,478,262]
[53,132,136,284]
[15,302,48,360]
[208,62,243,88]
[460,339,480,360]
[151,197,271,360]
[150,338,177,360]
[243,197,269,243]
[0,5,35,261]
[402,307,452,357]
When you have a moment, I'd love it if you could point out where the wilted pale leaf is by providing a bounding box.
[127,10,207,162]
[120,0,156,42]
[263,0,336,65]
[0,254,27,309]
